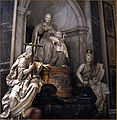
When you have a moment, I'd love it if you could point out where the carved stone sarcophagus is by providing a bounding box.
[41,66,72,97]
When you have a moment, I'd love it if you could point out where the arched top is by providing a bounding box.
[66,0,87,27]
[18,0,30,9]
[18,0,87,32]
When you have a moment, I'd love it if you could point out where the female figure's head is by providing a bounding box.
[25,45,32,59]
[85,49,92,64]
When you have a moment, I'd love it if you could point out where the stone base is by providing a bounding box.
[32,84,105,118]
[41,66,72,97]
[33,95,98,119]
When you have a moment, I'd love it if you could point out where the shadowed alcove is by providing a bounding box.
[26,0,88,72]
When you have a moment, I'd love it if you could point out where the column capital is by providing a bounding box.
[17,6,30,19]
[17,6,26,13]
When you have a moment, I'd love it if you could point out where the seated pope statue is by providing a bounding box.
[0,45,48,118]
[32,13,58,65]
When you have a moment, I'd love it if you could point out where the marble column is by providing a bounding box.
[78,29,88,63]
[10,0,18,66]
[98,1,110,112]
[15,6,28,59]
[0,0,1,113]
[84,0,93,50]
[10,0,30,66]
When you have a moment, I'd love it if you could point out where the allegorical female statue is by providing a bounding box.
[32,13,58,65]
[0,45,48,118]
[76,49,109,112]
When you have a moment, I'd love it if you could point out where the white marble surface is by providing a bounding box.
[66,35,79,71]
[27,0,78,31]
[27,0,86,72]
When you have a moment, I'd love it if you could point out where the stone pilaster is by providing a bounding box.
[84,0,93,50]
[98,0,110,112]
[78,28,88,63]
[0,0,1,113]
[10,0,30,66]
[15,6,29,59]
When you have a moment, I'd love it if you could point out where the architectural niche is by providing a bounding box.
[10,0,88,72]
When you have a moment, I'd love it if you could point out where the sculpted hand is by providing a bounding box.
[92,77,98,84]
[13,80,20,85]
[44,26,48,31]
[23,63,35,75]
[29,63,35,70]
[43,64,50,68]
[83,81,88,85]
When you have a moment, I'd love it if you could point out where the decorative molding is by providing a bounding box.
[66,0,87,27]
[0,69,10,72]
[103,1,115,37]
[0,62,10,65]
[10,0,18,66]
[84,1,93,50]
[107,37,115,66]
[1,22,12,32]
[62,26,89,34]
[19,0,30,9]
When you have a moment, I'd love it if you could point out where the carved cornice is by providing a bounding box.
[62,26,89,34]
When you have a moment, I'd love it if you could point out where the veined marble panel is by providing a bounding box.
[27,0,78,31]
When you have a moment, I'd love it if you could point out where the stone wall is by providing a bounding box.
[0,1,14,112]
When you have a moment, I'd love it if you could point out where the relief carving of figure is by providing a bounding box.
[76,49,110,112]
[0,45,48,118]
[50,31,69,67]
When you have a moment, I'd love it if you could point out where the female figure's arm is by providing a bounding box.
[76,63,85,84]
[17,58,34,80]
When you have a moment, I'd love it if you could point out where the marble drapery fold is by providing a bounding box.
[0,53,43,118]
